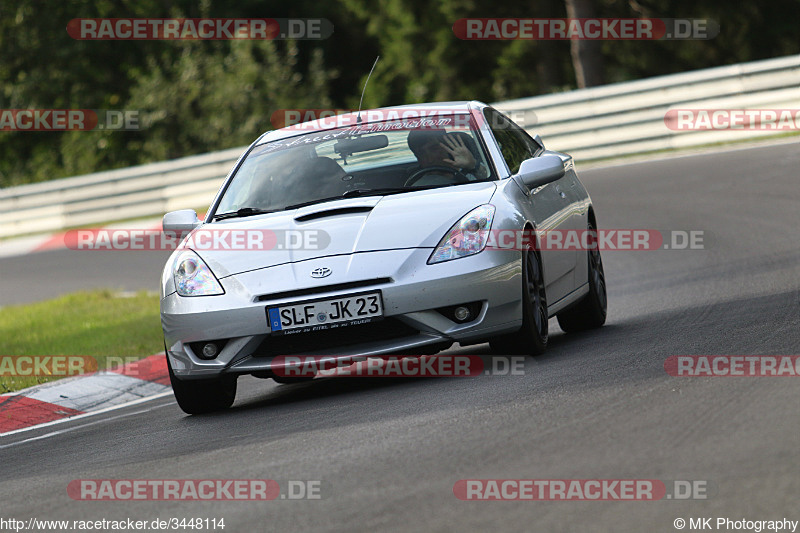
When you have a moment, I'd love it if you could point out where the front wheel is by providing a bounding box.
[167,355,237,414]
[490,245,548,356]
[556,222,607,332]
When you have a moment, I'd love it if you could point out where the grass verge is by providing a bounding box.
[0,289,162,394]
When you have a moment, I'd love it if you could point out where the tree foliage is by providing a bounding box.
[1,0,798,186]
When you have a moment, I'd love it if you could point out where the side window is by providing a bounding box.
[484,108,534,174]
[516,127,544,158]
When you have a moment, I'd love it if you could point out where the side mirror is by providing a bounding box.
[516,155,565,189]
[163,209,200,233]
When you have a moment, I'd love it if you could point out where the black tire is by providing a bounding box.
[490,243,548,356]
[556,222,607,332]
[167,354,237,414]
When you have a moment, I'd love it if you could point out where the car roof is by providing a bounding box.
[257,100,489,145]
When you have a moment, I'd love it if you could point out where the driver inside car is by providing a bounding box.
[406,129,490,185]
[248,147,346,208]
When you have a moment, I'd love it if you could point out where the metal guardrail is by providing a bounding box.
[0,148,244,238]
[494,54,800,160]
[2,54,799,239]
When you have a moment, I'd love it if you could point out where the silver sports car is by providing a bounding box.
[160,101,606,414]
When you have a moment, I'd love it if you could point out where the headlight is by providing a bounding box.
[428,205,495,264]
[173,251,224,296]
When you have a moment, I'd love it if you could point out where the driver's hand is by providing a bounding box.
[440,135,476,170]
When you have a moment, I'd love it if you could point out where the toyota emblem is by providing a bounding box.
[310,267,332,278]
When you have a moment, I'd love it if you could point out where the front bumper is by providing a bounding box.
[161,247,522,379]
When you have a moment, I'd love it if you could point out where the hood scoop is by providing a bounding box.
[295,205,374,223]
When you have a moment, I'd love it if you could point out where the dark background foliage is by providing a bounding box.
[1,0,797,186]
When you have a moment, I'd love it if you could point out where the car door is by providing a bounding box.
[513,122,584,294]
[483,108,576,304]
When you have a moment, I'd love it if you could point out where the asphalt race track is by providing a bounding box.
[1,141,799,532]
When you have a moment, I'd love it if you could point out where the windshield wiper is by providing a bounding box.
[343,187,417,197]
[212,207,276,221]
[284,187,433,211]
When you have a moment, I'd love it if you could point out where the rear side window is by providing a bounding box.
[484,108,539,174]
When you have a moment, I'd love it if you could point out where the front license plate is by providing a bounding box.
[267,291,383,335]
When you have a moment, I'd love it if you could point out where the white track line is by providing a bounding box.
[0,391,174,439]
[0,405,169,449]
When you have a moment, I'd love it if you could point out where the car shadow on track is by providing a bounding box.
[199,322,627,415]
[162,319,667,455]
[168,287,798,461]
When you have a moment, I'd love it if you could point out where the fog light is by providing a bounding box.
[202,343,218,358]
[435,301,482,324]
[454,306,470,321]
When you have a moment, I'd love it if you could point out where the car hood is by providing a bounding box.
[193,182,497,277]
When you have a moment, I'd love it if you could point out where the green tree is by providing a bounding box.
[126,40,333,162]
[2,0,800,187]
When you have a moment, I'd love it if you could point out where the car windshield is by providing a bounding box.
[212,114,495,217]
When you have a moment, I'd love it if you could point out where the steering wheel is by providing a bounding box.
[404,166,470,187]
